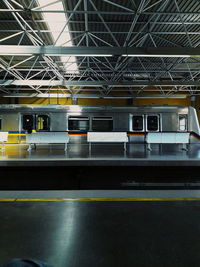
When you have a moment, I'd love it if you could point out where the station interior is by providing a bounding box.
[0,0,200,266]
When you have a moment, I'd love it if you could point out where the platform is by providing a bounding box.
[0,143,200,166]
[0,143,200,190]
[0,190,200,267]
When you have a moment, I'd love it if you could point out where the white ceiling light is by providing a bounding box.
[0,53,33,56]
[37,0,79,74]
[122,54,190,58]
[45,54,112,57]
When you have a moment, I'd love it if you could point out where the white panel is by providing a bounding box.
[146,132,190,144]
[26,132,69,144]
[87,132,128,143]
[146,133,162,143]
[0,132,8,142]
[175,133,190,144]
[162,133,176,143]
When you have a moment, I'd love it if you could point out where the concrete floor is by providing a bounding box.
[0,144,200,266]
[0,192,200,267]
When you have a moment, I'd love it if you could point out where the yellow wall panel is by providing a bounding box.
[0,98,9,104]
[78,98,127,106]
[19,96,191,107]
[19,98,72,105]
[135,98,191,106]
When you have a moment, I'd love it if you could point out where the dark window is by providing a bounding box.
[92,117,113,131]
[37,115,50,131]
[22,115,34,132]
[0,119,1,130]
[147,115,159,131]
[132,116,143,131]
[68,117,89,131]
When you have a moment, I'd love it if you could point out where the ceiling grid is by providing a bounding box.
[0,0,199,99]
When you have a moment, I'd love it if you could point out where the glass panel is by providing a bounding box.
[37,115,50,131]
[147,115,159,131]
[68,117,89,131]
[179,115,187,131]
[132,116,143,131]
[0,119,1,130]
[92,117,113,131]
[22,115,34,133]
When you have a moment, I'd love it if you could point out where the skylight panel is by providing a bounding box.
[37,0,79,74]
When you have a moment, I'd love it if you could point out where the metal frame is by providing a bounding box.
[146,114,160,132]
[0,0,200,99]
[130,114,145,132]
[178,114,188,132]
[21,113,35,131]
[68,116,90,131]
[36,114,50,132]
[91,116,114,131]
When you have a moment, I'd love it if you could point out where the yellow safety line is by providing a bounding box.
[8,134,26,136]
[0,198,200,202]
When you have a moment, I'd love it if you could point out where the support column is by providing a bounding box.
[190,96,196,107]
[9,97,18,104]
[72,97,78,105]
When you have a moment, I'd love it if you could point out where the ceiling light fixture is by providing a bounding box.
[45,54,112,57]
[37,0,79,74]
[122,54,190,58]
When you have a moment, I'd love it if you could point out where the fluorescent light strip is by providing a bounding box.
[122,54,190,58]
[1,53,33,56]
[37,0,79,74]
[45,54,112,57]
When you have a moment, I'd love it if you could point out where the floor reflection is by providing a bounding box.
[0,143,200,162]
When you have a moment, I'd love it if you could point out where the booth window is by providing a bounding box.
[147,115,159,131]
[37,115,50,131]
[92,117,113,131]
[179,115,187,131]
[132,116,143,131]
[68,117,89,131]
[22,115,34,131]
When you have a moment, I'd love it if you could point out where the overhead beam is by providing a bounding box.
[2,93,187,99]
[1,46,200,57]
[1,9,200,16]
[3,30,200,35]
[0,79,200,87]
[1,20,200,25]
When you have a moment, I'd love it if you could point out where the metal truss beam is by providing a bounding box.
[1,46,200,57]
[1,9,200,16]
[1,93,187,99]
[1,80,200,87]
[1,20,200,25]
[3,30,200,35]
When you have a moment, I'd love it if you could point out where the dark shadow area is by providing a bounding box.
[0,166,200,190]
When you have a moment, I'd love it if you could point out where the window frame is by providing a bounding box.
[91,116,114,131]
[22,114,35,131]
[131,115,144,131]
[68,116,90,131]
[178,114,188,132]
[36,114,50,132]
[146,114,160,132]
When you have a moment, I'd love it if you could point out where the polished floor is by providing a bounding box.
[0,143,200,166]
[0,190,200,267]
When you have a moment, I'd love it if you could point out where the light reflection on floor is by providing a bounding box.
[0,143,200,162]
